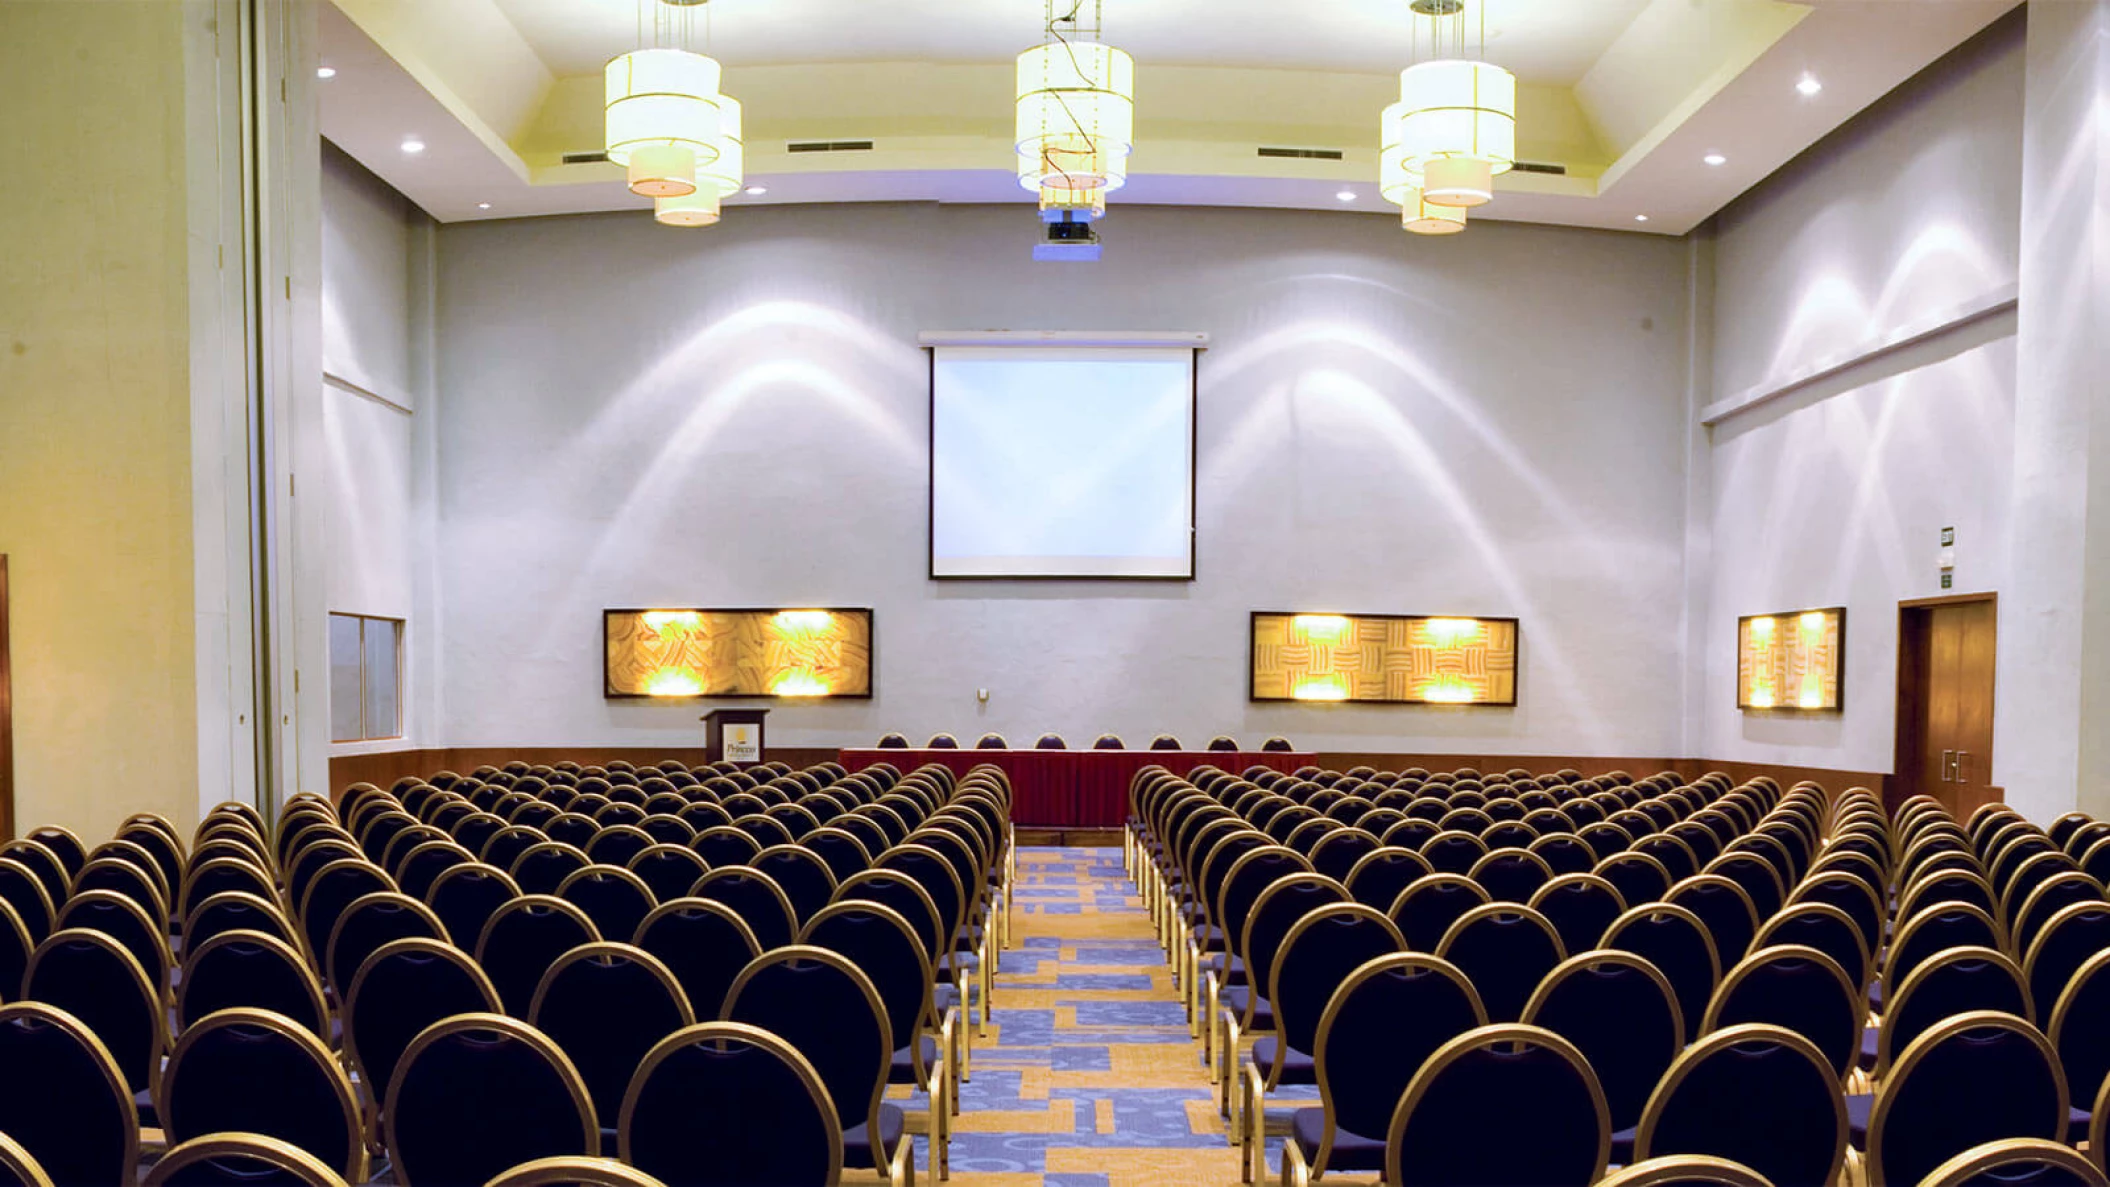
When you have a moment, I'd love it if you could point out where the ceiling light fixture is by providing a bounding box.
[1634,214,1649,222]
[315,66,336,79]
[400,137,425,154]
[743,185,767,196]
[1703,152,1726,166]
[1796,73,1823,97]
[608,0,747,227]
[1016,0,1133,200]
[477,202,492,210]
[1336,189,1358,202]
[1392,0,1515,210]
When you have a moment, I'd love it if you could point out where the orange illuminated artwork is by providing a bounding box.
[604,608,873,698]
[1737,607,1843,711]
[1250,612,1518,705]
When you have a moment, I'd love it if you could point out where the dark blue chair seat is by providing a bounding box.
[2068,1105,2091,1142]
[1289,1107,1384,1171]
[889,1037,941,1082]
[1219,986,1273,1032]
[934,985,961,1012]
[1193,924,1226,952]
[1868,979,1885,1012]
[1858,1027,1877,1070]
[133,1088,158,1130]
[1205,953,1246,984]
[1251,1036,1314,1082]
[1847,1092,1872,1147]
[844,1101,908,1167]
[1611,1124,1636,1165]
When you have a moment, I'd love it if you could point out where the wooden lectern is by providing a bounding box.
[702,708,770,766]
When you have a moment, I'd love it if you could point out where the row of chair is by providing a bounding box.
[879,732,1295,751]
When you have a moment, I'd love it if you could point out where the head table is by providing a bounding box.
[835,748,1316,829]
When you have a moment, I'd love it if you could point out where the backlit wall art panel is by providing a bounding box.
[1736,607,1844,711]
[604,608,874,699]
[1250,612,1518,705]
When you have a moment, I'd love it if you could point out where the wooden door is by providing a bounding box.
[1894,595,1998,816]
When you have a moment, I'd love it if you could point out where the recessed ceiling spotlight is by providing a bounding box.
[477,202,492,210]
[400,137,425,155]
[316,65,336,79]
[1703,152,1727,166]
[1796,74,1822,97]
[743,185,768,196]
[1634,214,1650,223]
[1335,189,1358,202]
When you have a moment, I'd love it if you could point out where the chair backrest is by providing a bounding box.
[1311,953,1486,1176]
[1868,1010,2068,1187]
[324,890,448,996]
[555,866,659,947]
[750,846,841,925]
[296,858,394,967]
[1635,1022,1846,1187]
[1434,903,1567,1022]
[1342,847,1433,914]
[689,865,800,951]
[384,1013,599,1187]
[1919,1138,2110,1187]
[346,936,504,1104]
[1596,851,1674,908]
[0,1001,135,1183]
[1662,874,1760,968]
[475,895,603,1016]
[1523,950,1685,1132]
[23,927,163,1095]
[1887,901,2005,993]
[143,1134,351,1187]
[177,929,329,1039]
[720,946,890,1167]
[1385,1023,1609,1187]
[1704,943,1862,1082]
[159,1006,364,1183]
[2025,901,2110,1026]
[1238,874,1348,1014]
[1879,944,2030,1073]
[1268,904,1403,1058]
[1753,901,1872,992]
[799,901,936,1055]
[632,899,763,1019]
[1528,873,1629,958]
[55,888,170,999]
[1593,1154,1777,1187]
[833,869,947,964]
[423,863,521,958]
[1703,852,1786,921]
[529,942,696,1126]
[1604,903,1722,1042]
[2014,871,2106,959]
[1387,873,1490,952]
[620,1021,840,1187]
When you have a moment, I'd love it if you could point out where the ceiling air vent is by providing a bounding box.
[561,151,610,165]
[788,139,875,154]
[1257,146,1345,161]
[1511,161,1567,176]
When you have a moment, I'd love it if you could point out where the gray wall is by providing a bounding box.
[431,204,1695,754]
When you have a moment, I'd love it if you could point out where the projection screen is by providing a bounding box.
[929,344,1196,579]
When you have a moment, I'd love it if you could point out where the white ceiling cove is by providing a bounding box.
[318,0,2020,235]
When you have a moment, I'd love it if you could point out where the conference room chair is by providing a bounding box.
[1420,829,1490,878]
[1384,872,1488,953]
[1527,832,1599,878]
[178,855,278,922]
[690,824,762,869]
[1525,873,1626,956]
[1202,847,1312,1070]
[1282,953,1486,1187]
[344,936,503,1125]
[475,896,602,1017]
[177,930,330,1039]
[1597,851,1676,911]
[323,890,448,999]
[1919,1137,2110,1187]
[529,942,696,1141]
[555,867,658,947]
[389,838,474,903]
[927,734,960,749]
[1092,734,1126,749]
[2013,871,2107,961]
[721,947,911,1187]
[1433,902,1567,1024]
[1874,943,2031,1082]
[749,844,841,927]
[1384,1023,1610,1187]
[24,928,164,1117]
[1753,902,1874,998]
[0,858,56,947]
[1704,851,1788,922]
[55,889,170,1001]
[486,1155,672,1187]
[1662,874,1760,969]
[801,900,956,1177]
[1216,873,1347,1103]
[1882,901,2006,1010]
[687,865,799,951]
[1262,737,1294,752]
[1634,1023,1847,1187]
[295,859,395,973]
[1704,944,1864,1088]
[421,863,520,962]
[621,1021,839,1187]
[1867,1011,2069,1187]
[2025,902,2110,1027]
[1239,903,1402,1182]
[141,1133,350,1187]
[1604,902,1723,1038]
[158,1006,365,1183]
[0,1000,137,1185]
[1470,846,1556,904]
[619,845,702,907]
[973,733,1007,749]
[384,1012,600,1187]
[1595,1154,1777,1187]
[1523,950,1686,1163]
[1144,734,1179,750]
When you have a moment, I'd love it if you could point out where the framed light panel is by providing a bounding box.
[1736,607,1844,711]
[604,608,874,699]
[1249,612,1518,705]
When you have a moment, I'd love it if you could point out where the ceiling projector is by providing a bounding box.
[1034,204,1102,262]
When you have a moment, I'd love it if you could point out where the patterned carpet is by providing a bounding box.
[888,846,1321,1187]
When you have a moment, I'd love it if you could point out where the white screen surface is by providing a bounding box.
[931,345,1195,578]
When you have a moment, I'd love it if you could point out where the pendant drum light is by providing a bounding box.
[656,94,742,227]
[605,47,722,197]
[1016,1,1134,195]
[1380,100,1467,236]
[1392,0,1514,209]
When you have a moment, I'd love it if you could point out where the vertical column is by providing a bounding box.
[1999,1,2110,819]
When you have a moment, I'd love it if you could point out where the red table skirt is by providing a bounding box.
[836,748,1315,828]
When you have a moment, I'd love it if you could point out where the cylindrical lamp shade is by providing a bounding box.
[1039,182,1107,220]
[628,143,697,197]
[1422,155,1493,207]
[1402,189,1467,235]
[605,48,723,167]
[695,95,744,198]
[1396,58,1515,179]
[1378,100,1415,205]
[1015,40,1134,192]
[655,187,721,227]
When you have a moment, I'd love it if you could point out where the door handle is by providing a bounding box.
[1941,750,1955,782]
[1956,751,1969,783]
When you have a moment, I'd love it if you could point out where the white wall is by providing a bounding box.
[321,141,438,752]
[1700,16,2023,777]
[431,203,1694,756]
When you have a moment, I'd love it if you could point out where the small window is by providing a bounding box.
[330,613,403,742]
